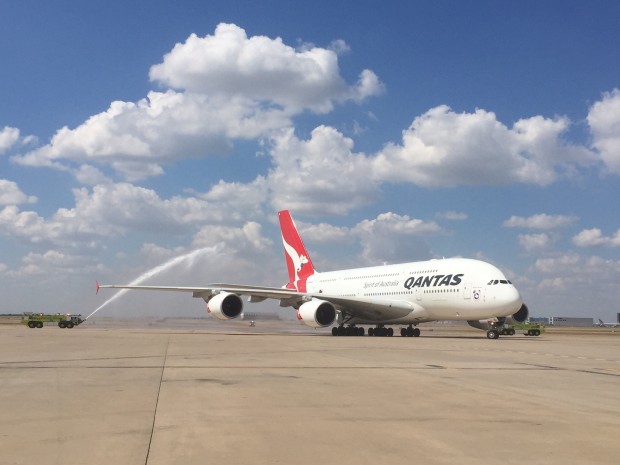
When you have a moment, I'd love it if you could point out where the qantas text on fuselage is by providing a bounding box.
[403,274,464,289]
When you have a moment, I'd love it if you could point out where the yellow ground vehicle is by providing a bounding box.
[499,322,544,336]
[22,313,84,329]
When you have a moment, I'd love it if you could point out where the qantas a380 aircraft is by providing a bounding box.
[98,210,528,339]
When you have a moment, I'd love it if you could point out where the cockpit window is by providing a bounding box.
[487,279,512,285]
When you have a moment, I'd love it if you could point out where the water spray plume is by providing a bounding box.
[86,246,217,320]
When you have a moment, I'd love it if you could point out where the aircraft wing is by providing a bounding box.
[97,283,305,301]
[97,283,426,321]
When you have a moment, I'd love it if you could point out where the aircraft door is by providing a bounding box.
[463,282,472,299]
[463,283,485,302]
[472,287,484,302]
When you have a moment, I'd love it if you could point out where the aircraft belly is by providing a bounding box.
[324,295,430,323]
[348,315,434,325]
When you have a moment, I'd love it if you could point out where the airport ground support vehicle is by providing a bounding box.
[22,312,84,328]
[498,322,544,337]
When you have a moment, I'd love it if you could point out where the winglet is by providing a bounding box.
[96,281,100,295]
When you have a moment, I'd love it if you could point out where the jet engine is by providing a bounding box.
[467,304,529,330]
[510,303,529,323]
[207,292,244,320]
[297,299,336,328]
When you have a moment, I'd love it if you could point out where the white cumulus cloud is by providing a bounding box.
[0,127,20,154]
[13,23,382,182]
[353,212,441,263]
[588,88,620,174]
[0,180,37,205]
[267,126,377,215]
[0,181,267,251]
[533,254,580,273]
[503,213,578,229]
[297,221,353,244]
[149,23,383,113]
[437,211,468,221]
[12,91,273,180]
[572,228,620,247]
[192,221,273,252]
[518,233,552,253]
[371,105,594,187]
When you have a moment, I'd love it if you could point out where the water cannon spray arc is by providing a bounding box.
[86,246,216,320]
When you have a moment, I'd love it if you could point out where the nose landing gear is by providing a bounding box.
[486,329,500,339]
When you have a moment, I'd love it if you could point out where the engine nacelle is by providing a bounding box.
[467,304,530,330]
[510,304,529,323]
[297,299,336,328]
[207,292,243,320]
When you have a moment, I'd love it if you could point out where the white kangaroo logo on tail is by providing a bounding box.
[282,236,308,287]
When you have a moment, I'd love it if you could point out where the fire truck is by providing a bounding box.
[22,313,84,329]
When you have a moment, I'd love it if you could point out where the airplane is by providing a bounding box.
[597,319,620,327]
[97,210,528,339]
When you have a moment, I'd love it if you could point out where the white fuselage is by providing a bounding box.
[305,258,522,324]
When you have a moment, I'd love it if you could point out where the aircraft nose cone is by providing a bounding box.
[502,286,523,312]
[490,284,522,315]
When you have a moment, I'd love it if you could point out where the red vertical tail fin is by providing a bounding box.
[278,210,315,292]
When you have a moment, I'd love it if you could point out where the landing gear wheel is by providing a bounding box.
[487,329,500,340]
[387,327,394,337]
[401,325,420,337]
[332,326,346,336]
[372,326,388,337]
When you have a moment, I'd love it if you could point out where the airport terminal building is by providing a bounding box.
[550,317,594,327]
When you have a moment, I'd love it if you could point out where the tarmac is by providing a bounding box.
[1,320,619,465]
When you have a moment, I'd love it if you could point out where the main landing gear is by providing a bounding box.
[400,325,420,337]
[331,325,421,337]
[368,325,393,337]
[332,325,365,336]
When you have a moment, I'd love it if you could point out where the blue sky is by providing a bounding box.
[1,0,619,321]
